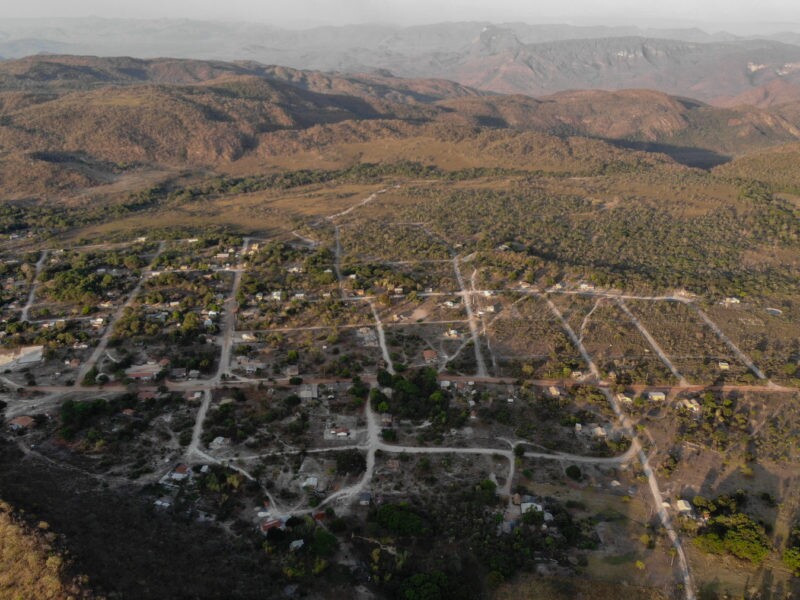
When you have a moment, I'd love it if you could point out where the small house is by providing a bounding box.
[676,499,694,516]
[422,349,438,364]
[260,519,284,534]
[125,363,163,382]
[521,502,543,515]
[170,464,190,481]
[298,384,319,400]
[678,398,701,413]
[7,415,35,432]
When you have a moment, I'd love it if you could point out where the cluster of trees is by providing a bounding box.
[343,221,450,262]
[361,482,596,599]
[239,242,335,300]
[167,162,504,204]
[1,318,91,350]
[35,247,153,307]
[677,392,751,451]
[375,503,429,536]
[262,514,339,581]
[783,523,800,575]
[334,449,366,475]
[692,492,771,564]
[371,367,465,429]
[0,185,173,239]
[59,393,180,446]
[341,262,422,295]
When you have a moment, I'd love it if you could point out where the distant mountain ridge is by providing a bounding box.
[5,19,800,105]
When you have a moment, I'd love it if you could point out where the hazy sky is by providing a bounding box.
[1,0,799,31]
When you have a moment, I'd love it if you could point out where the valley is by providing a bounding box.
[0,52,798,600]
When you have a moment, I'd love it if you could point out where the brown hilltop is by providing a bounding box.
[437,89,693,140]
[0,54,485,104]
[0,73,438,166]
[2,55,800,197]
[437,88,800,158]
[714,78,800,109]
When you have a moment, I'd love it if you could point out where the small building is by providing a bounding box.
[7,415,35,432]
[676,499,694,516]
[648,391,666,402]
[289,539,305,552]
[616,393,632,404]
[718,361,730,371]
[125,363,163,382]
[422,349,438,364]
[590,426,607,439]
[260,519,284,534]
[358,492,372,506]
[548,386,562,398]
[678,398,702,413]
[170,367,188,380]
[521,502,543,515]
[170,464,190,481]
[298,384,319,400]
[237,359,266,375]
[210,436,230,450]
[302,476,319,490]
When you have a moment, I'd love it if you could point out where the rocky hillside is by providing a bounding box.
[2,55,800,196]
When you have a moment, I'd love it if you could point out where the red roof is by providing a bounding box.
[260,519,282,533]
[9,415,34,429]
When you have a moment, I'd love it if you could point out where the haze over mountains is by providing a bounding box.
[5,19,800,106]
